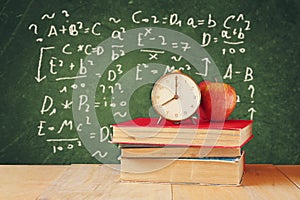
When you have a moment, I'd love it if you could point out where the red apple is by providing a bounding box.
[198,81,237,121]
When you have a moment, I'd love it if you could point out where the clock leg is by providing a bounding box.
[191,113,200,124]
[157,116,163,125]
[191,117,197,125]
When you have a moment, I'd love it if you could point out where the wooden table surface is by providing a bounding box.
[0,164,299,200]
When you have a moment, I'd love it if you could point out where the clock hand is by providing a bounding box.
[175,76,178,96]
[161,95,179,106]
[161,97,175,106]
[161,76,179,106]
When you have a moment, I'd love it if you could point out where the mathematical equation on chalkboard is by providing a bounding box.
[29,9,255,162]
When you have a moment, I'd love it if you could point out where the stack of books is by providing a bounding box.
[112,118,253,186]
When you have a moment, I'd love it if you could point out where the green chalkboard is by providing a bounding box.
[0,0,299,164]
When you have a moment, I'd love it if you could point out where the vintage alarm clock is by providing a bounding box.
[151,70,201,123]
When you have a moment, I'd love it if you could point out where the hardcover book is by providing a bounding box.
[121,151,245,186]
[121,145,243,158]
[113,118,253,148]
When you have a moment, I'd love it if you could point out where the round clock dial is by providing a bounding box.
[151,71,201,122]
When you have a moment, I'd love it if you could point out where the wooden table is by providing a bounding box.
[0,164,299,199]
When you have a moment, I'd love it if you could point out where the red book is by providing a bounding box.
[112,118,253,148]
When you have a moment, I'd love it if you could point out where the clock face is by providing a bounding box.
[151,71,201,121]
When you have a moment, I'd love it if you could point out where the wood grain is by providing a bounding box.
[0,165,67,200]
[38,164,172,200]
[242,164,300,199]
[277,165,300,189]
[0,164,299,199]
[172,164,300,200]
